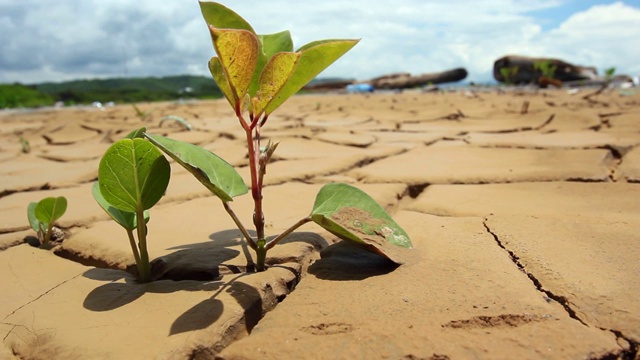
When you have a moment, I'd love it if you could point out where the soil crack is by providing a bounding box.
[482,219,589,327]
[534,114,555,131]
[604,329,639,360]
[2,272,83,321]
[483,219,639,359]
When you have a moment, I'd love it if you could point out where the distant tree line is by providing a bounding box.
[0,75,223,109]
[0,84,56,109]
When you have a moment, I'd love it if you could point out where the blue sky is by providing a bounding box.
[530,0,633,30]
[0,1,638,84]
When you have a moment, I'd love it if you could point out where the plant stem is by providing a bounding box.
[126,228,142,267]
[239,110,271,271]
[135,208,151,282]
[265,216,313,250]
[255,239,267,272]
[244,122,265,243]
[43,223,53,246]
[222,201,256,250]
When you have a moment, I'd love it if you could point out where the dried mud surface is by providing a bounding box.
[0,89,639,359]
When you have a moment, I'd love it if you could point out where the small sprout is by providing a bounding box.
[19,136,30,153]
[604,67,616,79]
[259,140,280,169]
[583,66,618,101]
[132,104,155,121]
[534,60,557,79]
[95,137,170,282]
[500,66,519,85]
[534,60,562,88]
[27,196,67,247]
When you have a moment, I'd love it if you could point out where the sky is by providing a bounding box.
[1,0,639,85]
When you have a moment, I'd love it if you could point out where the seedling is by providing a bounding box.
[534,60,557,79]
[27,196,67,246]
[604,67,616,79]
[534,60,561,88]
[500,66,519,85]
[132,104,155,122]
[98,2,412,276]
[583,66,617,101]
[19,136,30,153]
[93,129,170,282]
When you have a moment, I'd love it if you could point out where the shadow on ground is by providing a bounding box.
[308,241,400,281]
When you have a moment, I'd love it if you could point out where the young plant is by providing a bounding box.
[93,129,170,282]
[19,136,30,153]
[132,104,155,122]
[534,60,561,88]
[500,66,519,85]
[583,66,617,101]
[136,2,411,273]
[27,196,67,246]
[604,67,616,80]
[534,60,557,79]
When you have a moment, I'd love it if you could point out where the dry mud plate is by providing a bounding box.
[1,89,639,359]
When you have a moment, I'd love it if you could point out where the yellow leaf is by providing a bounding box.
[210,26,259,104]
[251,52,301,117]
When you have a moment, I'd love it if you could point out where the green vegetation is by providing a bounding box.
[0,83,55,109]
[37,75,222,104]
[132,104,155,121]
[604,67,616,78]
[19,136,30,154]
[27,196,68,247]
[534,60,557,79]
[94,130,170,283]
[95,2,411,279]
[0,75,223,109]
[534,60,562,88]
[500,66,519,85]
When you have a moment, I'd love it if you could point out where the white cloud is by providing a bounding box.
[0,1,638,84]
[543,2,640,75]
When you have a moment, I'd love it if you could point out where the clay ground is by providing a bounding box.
[0,88,638,359]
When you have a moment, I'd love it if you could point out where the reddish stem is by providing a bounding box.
[243,117,265,243]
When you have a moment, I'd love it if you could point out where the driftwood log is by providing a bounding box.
[303,79,355,91]
[494,55,597,84]
[304,68,468,92]
[365,68,468,89]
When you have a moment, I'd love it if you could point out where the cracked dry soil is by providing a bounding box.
[1,89,639,359]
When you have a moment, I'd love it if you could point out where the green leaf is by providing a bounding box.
[251,52,301,117]
[199,1,255,33]
[248,31,294,96]
[209,27,259,106]
[264,39,359,115]
[27,202,42,232]
[125,127,147,139]
[311,183,411,264]
[92,182,148,230]
[144,133,248,202]
[34,196,67,225]
[98,138,170,213]
[260,31,294,59]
